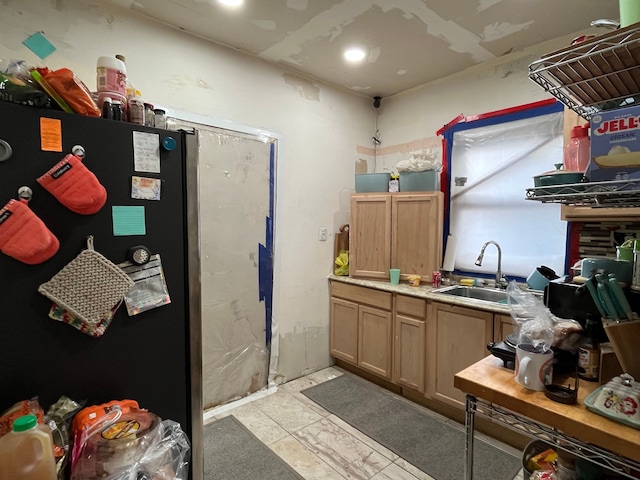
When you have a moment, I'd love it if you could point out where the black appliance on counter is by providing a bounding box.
[487,278,636,370]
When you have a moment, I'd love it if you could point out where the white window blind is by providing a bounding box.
[448,110,567,279]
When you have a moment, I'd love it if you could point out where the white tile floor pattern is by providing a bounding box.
[203,366,525,480]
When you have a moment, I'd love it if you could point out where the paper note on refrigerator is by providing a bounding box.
[133,131,160,173]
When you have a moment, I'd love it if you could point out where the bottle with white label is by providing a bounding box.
[128,96,145,125]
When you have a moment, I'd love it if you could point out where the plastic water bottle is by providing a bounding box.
[563,124,590,172]
[0,414,57,480]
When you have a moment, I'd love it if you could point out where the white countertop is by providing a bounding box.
[328,274,511,314]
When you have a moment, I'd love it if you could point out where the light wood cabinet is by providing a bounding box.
[394,295,427,392]
[329,281,393,379]
[350,192,443,282]
[493,314,516,343]
[426,301,493,408]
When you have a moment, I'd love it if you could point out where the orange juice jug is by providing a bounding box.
[0,414,57,480]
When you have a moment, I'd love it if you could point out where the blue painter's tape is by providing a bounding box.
[258,142,275,347]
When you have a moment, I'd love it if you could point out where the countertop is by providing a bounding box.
[328,274,510,314]
[455,355,640,463]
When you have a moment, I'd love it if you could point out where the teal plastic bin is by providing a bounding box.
[399,171,439,192]
[355,173,390,192]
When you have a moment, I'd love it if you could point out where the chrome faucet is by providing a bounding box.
[475,241,506,289]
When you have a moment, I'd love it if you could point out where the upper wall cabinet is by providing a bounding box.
[349,192,443,282]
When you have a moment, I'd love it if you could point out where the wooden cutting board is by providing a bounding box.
[333,224,349,259]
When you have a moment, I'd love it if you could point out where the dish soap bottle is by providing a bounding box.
[0,414,57,480]
[577,315,600,382]
[563,124,590,172]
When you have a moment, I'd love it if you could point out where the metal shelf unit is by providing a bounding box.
[465,395,640,479]
[525,179,640,207]
[528,23,640,120]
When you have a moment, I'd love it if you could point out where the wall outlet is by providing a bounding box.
[318,227,328,241]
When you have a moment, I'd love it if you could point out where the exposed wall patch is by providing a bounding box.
[481,21,534,42]
[252,19,276,30]
[287,0,309,11]
[368,46,381,63]
[397,69,407,75]
[477,0,503,13]
[377,0,494,63]
[283,73,320,101]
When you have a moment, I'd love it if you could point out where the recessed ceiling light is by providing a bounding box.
[218,0,243,7]
[344,48,366,62]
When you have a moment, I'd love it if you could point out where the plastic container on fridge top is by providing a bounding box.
[96,56,127,96]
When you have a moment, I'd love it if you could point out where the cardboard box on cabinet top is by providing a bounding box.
[589,105,640,186]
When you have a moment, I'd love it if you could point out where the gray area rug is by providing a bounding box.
[203,415,304,480]
[302,373,521,480]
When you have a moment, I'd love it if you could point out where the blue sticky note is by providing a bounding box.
[22,32,56,60]
[112,206,146,236]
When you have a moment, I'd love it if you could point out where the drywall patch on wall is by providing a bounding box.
[481,21,534,42]
[377,1,494,63]
[356,137,441,174]
[252,19,276,30]
[287,0,308,11]
[477,0,502,13]
[283,73,320,101]
[259,1,372,61]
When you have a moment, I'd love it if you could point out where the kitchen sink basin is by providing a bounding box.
[432,285,508,304]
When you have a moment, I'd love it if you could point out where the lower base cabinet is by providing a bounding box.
[426,301,493,408]
[330,281,500,411]
[330,281,393,379]
[394,295,427,393]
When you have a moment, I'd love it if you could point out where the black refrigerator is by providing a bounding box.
[0,101,202,478]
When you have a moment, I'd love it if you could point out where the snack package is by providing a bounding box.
[37,67,100,116]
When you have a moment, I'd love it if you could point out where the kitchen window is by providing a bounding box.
[441,101,567,280]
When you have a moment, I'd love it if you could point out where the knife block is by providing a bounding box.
[603,319,640,381]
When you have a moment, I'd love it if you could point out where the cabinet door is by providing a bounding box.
[494,314,516,343]
[394,295,426,392]
[426,302,493,408]
[329,297,358,364]
[391,193,443,282]
[358,305,393,379]
[350,194,392,279]
[395,314,426,392]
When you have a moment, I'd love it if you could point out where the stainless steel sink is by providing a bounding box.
[431,285,508,304]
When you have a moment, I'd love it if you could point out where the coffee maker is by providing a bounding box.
[487,279,609,371]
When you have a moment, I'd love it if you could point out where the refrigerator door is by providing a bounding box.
[0,101,194,441]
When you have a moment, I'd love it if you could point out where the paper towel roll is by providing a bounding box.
[442,235,457,272]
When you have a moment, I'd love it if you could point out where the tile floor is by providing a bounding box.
[203,366,525,480]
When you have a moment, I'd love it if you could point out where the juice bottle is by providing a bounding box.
[0,414,57,480]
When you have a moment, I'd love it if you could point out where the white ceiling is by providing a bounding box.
[104,0,620,98]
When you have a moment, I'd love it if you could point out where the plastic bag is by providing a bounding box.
[107,420,191,480]
[38,67,100,116]
[70,400,190,480]
[506,281,554,350]
[0,71,50,108]
[334,251,349,276]
[396,148,441,173]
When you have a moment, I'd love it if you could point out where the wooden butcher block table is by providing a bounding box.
[454,355,640,479]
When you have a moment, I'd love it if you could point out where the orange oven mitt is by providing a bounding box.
[37,154,107,215]
[0,198,59,264]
